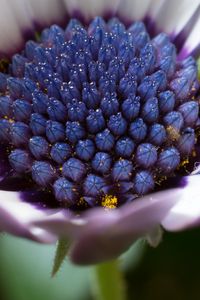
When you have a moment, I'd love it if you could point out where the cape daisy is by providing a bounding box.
[0,0,199,265]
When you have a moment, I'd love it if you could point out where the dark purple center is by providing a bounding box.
[0,17,199,210]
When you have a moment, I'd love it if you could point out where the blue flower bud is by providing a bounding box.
[82,82,101,109]
[65,121,86,143]
[136,143,157,168]
[29,136,49,159]
[99,72,116,94]
[148,123,166,146]
[108,58,126,81]
[129,118,147,141]
[95,129,115,151]
[10,122,31,146]
[32,91,48,114]
[177,127,195,155]
[121,96,140,121]
[13,99,32,121]
[50,143,72,164]
[100,93,119,117]
[88,61,106,82]
[112,159,133,181]
[99,44,116,65]
[128,21,146,35]
[84,174,107,197]
[0,119,11,141]
[0,96,13,118]
[163,111,184,131]
[115,137,135,158]
[30,113,47,135]
[178,101,199,127]
[7,78,23,99]
[47,78,62,99]
[134,170,154,195]
[12,54,27,77]
[92,152,112,174]
[46,120,65,143]
[86,109,105,134]
[159,56,175,78]
[119,74,137,98]
[157,147,180,174]
[0,73,7,92]
[47,98,67,122]
[140,43,156,73]
[62,158,86,182]
[67,99,87,122]
[25,40,37,60]
[170,77,190,100]
[76,139,95,161]
[142,97,159,123]
[32,161,55,186]
[108,112,127,136]
[118,42,135,67]
[22,78,37,101]
[53,177,77,205]
[158,90,175,113]
[9,149,31,172]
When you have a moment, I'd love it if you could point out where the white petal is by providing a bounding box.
[0,0,66,54]
[69,188,182,264]
[0,190,56,243]
[0,0,25,53]
[149,0,200,35]
[28,0,66,25]
[117,0,151,20]
[33,187,182,240]
[162,176,200,231]
[178,17,200,58]
[63,0,120,19]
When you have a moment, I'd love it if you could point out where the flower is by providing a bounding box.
[0,0,200,265]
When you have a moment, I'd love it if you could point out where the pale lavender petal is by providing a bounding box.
[33,188,182,264]
[162,176,200,231]
[0,190,57,243]
[173,5,200,50]
[178,16,200,59]
[149,0,200,36]
[0,0,26,54]
[117,0,151,21]
[0,0,66,55]
[70,189,182,264]
[63,0,120,19]
[29,0,66,26]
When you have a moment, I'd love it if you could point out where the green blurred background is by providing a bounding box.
[0,228,200,300]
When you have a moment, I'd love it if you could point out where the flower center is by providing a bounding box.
[0,17,199,210]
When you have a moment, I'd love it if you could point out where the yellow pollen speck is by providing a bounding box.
[0,59,9,72]
[166,125,180,142]
[102,194,118,210]
[77,197,87,207]
[192,150,197,157]
[180,159,189,167]
[156,175,167,186]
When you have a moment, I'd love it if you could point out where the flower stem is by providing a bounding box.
[91,260,126,300]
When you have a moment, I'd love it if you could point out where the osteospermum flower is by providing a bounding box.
[0,0,200,265]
